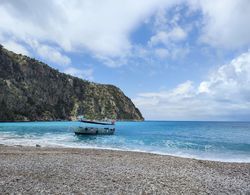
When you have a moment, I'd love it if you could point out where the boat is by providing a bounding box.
[74,117,115,135]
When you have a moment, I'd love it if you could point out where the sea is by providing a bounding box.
[0,121,250,162]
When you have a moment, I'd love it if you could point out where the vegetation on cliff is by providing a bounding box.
[0,45,143,121]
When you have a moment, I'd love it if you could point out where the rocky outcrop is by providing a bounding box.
[0,45,144,121]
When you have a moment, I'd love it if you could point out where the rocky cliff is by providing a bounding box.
[0,45,143,121]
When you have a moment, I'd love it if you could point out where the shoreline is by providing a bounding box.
[1,143,249,163]
[0,145,249,194]
[2,144,250,164]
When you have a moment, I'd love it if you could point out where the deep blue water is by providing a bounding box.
[0,121,250,162]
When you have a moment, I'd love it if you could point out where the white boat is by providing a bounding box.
[74,117,115,135]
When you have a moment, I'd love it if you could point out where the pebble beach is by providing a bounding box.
[0,145,249,194]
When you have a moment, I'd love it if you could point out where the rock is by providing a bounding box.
[36,144,41,148]
[0,45,144,121]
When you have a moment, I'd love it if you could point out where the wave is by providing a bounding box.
[1,133,249,163]
[1,120,250,163]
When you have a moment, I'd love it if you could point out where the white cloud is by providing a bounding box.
[64,67,94,81]
[147,8,189,61]
[0,0,179,66]
[32,42,71,66]
[198,51,250,100]
[188,0,250,49]
[154,48,169,59]
[1,0,249,67]
[1,40,29,55]
[133,51,250,120]
[170,46,190,59]
[149,26,187,46]
[22,39,71,66]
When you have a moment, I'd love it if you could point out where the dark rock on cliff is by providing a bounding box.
[0,45,143,121]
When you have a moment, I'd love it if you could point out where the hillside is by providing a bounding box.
[0,45,143,121]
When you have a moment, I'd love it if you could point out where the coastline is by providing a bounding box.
[1,121,249,163]
[0,145,249,194]
[1,143,249,163]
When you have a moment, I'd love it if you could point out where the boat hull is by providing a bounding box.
[74,126,115,135]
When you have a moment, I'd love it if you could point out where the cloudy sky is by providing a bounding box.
[1,0,250,120]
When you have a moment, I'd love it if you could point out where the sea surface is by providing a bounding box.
[0,121,250,162]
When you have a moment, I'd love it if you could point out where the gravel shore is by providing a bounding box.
[0,145,249,194]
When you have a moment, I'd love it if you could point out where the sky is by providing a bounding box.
[0,0,250,120]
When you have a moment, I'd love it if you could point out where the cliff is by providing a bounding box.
[0,45,143,121]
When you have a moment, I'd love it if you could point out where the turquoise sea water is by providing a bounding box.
[0,121,250,162]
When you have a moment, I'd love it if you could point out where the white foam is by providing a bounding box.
[1,132,250,163]
[1,139,249,163]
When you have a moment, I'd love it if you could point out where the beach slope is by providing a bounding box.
[0,145,249,194]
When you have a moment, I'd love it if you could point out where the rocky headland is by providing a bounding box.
[0,45,143,121]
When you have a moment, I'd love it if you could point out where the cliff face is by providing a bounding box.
[0,45,143,121]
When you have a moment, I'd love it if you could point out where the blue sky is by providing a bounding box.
[1,0,250,120]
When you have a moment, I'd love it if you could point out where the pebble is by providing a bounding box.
[0,145,249,194]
